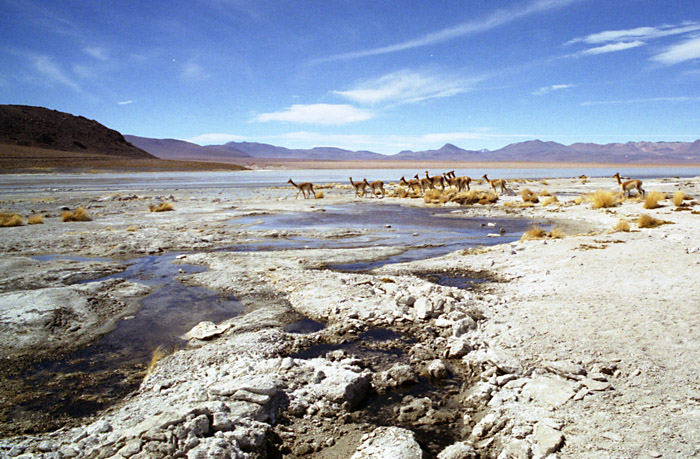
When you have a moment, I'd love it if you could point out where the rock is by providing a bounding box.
[397,397,432,423]
[427,359,448,379]
[310,360,371,409]
[452,317,477,336]
[521,376,577,409]
[484,348,521,374]
[87,420,113,435]
[543,360,586,379]
[497,439,531,459]
[185,414,211,437]
[184,321,228,340]
[438,441,478,459]
[414,297,434,320]
[447,337,472,359]
[534,423,564,456]
[116,439,142,457]
[351,426,423,459]
[582,378,612,391]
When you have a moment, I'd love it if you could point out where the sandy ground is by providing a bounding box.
[0,174,699,458]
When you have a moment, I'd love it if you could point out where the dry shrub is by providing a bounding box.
[590,190,619,209]
[521,188,539,203]
[573,196,585,205]
[548,227,566,239]
[614,219,631,232]
[424,188,442,203]
[127,226,137,232]
[541,196,559,207]
[396,188,409,198]
[521,225,547,240]
[643,191,666,209]
[451,190,498,205]
[439,190,457,204]
[0,212,23,227]
[518,201,536,208]
[538,189,552,197]
[27,214,44,225]
[637,214,669,229]
[62,207,91,222]
[149,202,174,212]
[316,191,325,199]
[673,190,687,207]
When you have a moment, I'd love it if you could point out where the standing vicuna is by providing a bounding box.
[363,178,385,198]
[613,172,645,197]
[349,177,367,197]
[287,179,317,199]
[425,171,445,191]
[482,174,508,194]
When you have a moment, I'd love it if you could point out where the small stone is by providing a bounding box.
[427,359,448,379]
[582,378,612,391]
[534,423,564,456]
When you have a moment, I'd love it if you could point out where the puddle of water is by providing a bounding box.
[231,203,534,271]
[284,318,325,334]
[3,254,244,435]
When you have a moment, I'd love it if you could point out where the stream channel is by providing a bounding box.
[4,202,535,437]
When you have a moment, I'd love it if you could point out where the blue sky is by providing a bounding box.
[1,0,699,154]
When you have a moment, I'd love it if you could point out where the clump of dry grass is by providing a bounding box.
[0,212,23,227]
[589,190,619,209]
[548,227,566,239]
[673,190,687,207]
[614,219,631,232]
[149,202,175,212]
[424,188,442,204]
[27,214,44,225]
[643,191,666,209]
[521,188,539,203]
[451,190,498,205]
[637,214,669,229]
[521,225,548,240]
[315,191,325,199]
[147,345,170,374]
[541,196,559,207]
[538,189,552,197]
[62,207,91,222]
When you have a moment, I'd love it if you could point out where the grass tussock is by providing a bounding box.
[637,214,670,229]
[614,219,631,232]
[423,188,442,203]
[127,226,138,232]
[643,191,666,209]
[589,190,620,209]
[147,345,171,374]
[538,189,552,197]
[315,191,325,199]
[0,212,23,227]
[521,188,539,203]
[521,225,566,240]
[452,190,498,205]
[541,196,559,207]
[149,202,175,212]
[673,190,687,207]
[27,214,44,225]
[62,207,91,222]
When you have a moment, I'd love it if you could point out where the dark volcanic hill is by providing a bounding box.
[0,105,154,159]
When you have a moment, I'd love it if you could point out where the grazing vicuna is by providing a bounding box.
[399,176,421,194]
[287,179,317,199]
[482,174,508,194]
[613,172,645,197]
[425,171,445,191]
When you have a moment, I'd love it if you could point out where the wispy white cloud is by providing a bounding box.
[581,96,700,106]
[333,70,476,105]
[580,41,645,55]
[314,0,581,63]
[186,133,248,145]
[84,46,108,61]
[252,104,374,125]
[181,60,208,81]
[117,100,134,105]
[652,36,700,65]
[31,54,81,92]
[532,83,575,95]
[567,22,700,45]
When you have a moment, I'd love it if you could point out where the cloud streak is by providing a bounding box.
[333,70,475,105]
[652,36,700,65]
[580,41,645,55]
[567,22,700,45]
[314,0,581,63]
[252,104,374,125]
[532,83,575,95]
[31,55,81,92]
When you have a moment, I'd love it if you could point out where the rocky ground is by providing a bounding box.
[0,174,699,458]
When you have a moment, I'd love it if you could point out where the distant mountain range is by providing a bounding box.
[127,136,700,164]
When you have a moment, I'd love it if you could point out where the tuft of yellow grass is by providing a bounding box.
[673,190,687,207]
[315,191,325,199]
[423,188,442,203]
[538,189,552,197]
[0,212,23,227]
[521,225,547,240]
[450,190,498,205]
[643,191,666,209]
[62,207,91,222]
[27,214,44,225]
[541,196,559,207]
[589,190,619,209]
[149,202,175,212]
[548,227,566,239]
[147,345,170,374]
[614,219,631,232]
[126,226,137,232]
[521,188,539,203]
[637,214,669,229]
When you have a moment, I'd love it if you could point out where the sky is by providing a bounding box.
[1,0,699,154]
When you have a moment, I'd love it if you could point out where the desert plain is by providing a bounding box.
[0,170,699,458]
